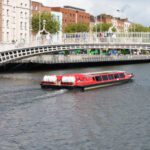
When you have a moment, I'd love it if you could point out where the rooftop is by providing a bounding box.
[64,6,85,12]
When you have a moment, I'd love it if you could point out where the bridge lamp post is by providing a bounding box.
[95,15,98,43]
[95,16,97,32]
[38,4,41,33]
[116,9,121,32]
[100,14,102,33]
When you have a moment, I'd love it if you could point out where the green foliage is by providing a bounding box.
[64,50,69,55]
[120,49,130,55]
[64,23,89,33]
[87,49,100,55]
[75,49,81,54]
[32,12,60,34]
[112,27,117,32]
[93,23,112,32]
[129,24,150,32]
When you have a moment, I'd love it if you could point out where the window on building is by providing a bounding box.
[20,33,23,39]
[6,20,9,28]
[25,22,27,30]
[20,12,23,18]
[6,0,9,5]
[13,17,15,24]
[7,32,9,42]
[6,9,9,16]
[25,12,27,19]
[20,22,23,30]
[13,7,15,12]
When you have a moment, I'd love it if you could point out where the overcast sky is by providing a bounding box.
[35,0,150,26]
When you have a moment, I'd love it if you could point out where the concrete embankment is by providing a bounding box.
[0,55,150,72]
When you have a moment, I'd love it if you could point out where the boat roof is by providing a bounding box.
[61,70,125,77]
[84,70,125,75]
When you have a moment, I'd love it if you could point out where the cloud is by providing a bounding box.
[35,0,150,26]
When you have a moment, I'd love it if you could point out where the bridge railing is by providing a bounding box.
[62,32,150,44]
[1,32,150,52]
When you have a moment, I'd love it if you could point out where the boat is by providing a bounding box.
[40,71,134,91]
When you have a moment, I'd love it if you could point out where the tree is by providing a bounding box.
[93,23,112,32]
[32,12,60,34]
[128,23,150,32]
[64,23,89,33]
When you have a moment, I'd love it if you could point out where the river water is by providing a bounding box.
[0,64,150,150]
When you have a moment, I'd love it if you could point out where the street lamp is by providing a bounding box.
[116,9,120,32]
[95,15,97,33]
[100,14,102,33]
[94,15,98,43]
[38,3,41,32]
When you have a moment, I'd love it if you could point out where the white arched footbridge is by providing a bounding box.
[0,43,150,65]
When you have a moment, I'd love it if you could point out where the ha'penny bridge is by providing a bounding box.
[0,32,150,66]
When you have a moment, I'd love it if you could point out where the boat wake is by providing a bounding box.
[0,89,68,111]
[32,89,68,100]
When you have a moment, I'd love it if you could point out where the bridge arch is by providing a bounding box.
[0,43,150,65]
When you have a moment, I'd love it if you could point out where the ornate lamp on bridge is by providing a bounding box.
[36,20,52,45]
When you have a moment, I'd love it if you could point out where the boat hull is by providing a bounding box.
[82,78,132,91]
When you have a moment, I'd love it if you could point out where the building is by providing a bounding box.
[51,6,90,31]
[0,0,2,42]
[97,14,131,32]
[32,1,51,15]
[0,0,31,44]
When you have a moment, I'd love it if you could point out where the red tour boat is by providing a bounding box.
[40,71,134,91]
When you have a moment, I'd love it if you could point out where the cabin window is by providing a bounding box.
[92,77,95,81]
[119,73,125,78]
[102,75,108,81]
[95,76,102,81]
[108,74,114,80]
[114,74,119,79]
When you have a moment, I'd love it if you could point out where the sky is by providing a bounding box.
[35,0,150,26]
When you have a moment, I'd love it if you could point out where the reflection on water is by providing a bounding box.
[0,64,150,150]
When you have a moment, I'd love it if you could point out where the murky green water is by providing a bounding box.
[0,64,150,150]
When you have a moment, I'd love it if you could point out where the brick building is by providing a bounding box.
[51,6,90,31]
[32,1,51,14]
[97,14,131,32]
